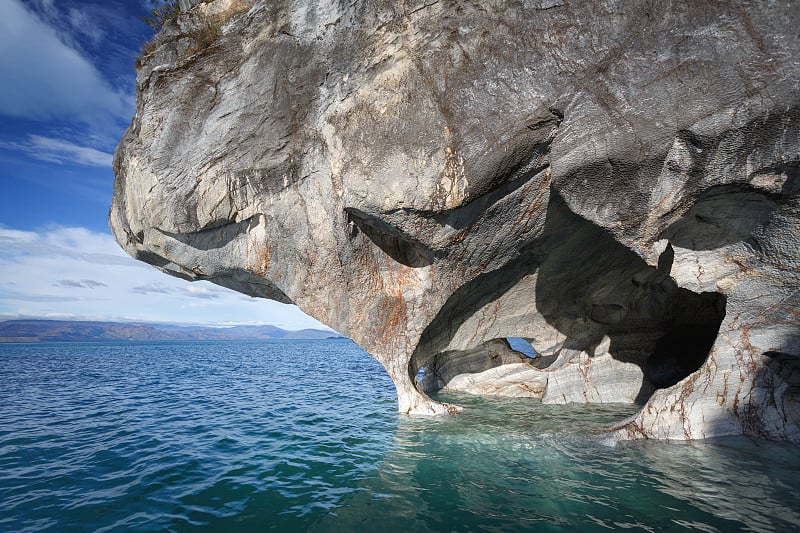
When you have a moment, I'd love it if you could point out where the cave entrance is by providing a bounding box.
[645,299,726,390]
[408,191,731,411]
[416,337,542,394]
[416,283,726,403]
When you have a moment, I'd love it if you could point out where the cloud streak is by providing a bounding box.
[131,283,173,295]
[53,279,108,289]
[12,135,114,167]
[0,0,132,126]
[0,225,329,329]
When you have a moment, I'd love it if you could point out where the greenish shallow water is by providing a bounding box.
[1,340,798,531]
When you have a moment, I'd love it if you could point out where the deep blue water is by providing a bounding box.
[1,340,799,532]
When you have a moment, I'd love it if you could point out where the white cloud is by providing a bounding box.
[182,285,221,300]
[14,135,114,167]
[0,0,132,126]
[0,227,36,243]
[0,225,330,330]
[0,226,133,266]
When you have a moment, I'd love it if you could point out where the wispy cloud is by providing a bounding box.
[131,282,172,295]
[66,6,106,46]
[0,290,79,303]
[0,226,136,266]
[29,0,134,57]
[0,0,132,126]
[13,135,114,167]
[53,279,108,289]
[0,225,329,329]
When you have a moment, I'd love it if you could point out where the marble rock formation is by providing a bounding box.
[111,0,800,441]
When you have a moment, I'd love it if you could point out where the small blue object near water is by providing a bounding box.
[1,340,799,531]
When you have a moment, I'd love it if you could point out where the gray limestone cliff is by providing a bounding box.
[111,0,800,441]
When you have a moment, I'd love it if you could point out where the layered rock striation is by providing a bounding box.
[112,0,800,440]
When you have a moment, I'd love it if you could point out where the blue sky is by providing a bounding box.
[0,0,327,329]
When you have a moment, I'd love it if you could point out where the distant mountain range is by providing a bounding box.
[0,320,345,343]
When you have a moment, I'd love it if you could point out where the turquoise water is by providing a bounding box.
[1,340,798,531]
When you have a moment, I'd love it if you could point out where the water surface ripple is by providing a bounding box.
[1,340,798,531]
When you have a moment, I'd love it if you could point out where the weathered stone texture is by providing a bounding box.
[112,0,800,440]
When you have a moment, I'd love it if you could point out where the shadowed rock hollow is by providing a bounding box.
[111,0,800,441]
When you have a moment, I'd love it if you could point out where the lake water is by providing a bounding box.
[1,340,798,531]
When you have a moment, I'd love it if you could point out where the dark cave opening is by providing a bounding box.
[646,318,725,389]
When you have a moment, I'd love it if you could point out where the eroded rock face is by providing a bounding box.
[112,0,800,440]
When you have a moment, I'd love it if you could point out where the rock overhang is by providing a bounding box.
[112,0,800,440]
